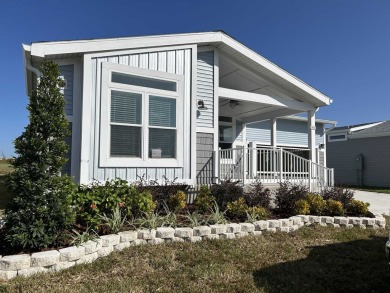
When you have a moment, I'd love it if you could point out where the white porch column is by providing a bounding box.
[307,109,317,164]
[271,118,277,148]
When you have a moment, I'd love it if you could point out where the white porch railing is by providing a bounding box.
[217,146,334,191]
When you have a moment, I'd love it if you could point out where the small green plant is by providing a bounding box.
[69,227,99,247]
[132,190,157,217]
[246,206,269,223]
[184,211,205,227]
[324,199,344,216]
[226,197,248,220]
[294,199,310,215]
[207,201,227,225]
[306,193,326,215]
[137,212,163,229]
[194,185,214,212]
[161,201,178,227]
[99,205,127,233]
[169,190,186,211]
[346,199,370,216]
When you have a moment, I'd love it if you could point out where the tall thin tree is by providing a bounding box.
[3,60,75,251]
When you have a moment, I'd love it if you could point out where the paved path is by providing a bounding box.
[353,190,390,215]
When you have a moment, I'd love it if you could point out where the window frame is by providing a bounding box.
[100,62,184,167]
[328,133,347,142]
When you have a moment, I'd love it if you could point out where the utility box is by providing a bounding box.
[355,154,364,171]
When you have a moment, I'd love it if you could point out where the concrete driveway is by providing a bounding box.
[353,190,390,216]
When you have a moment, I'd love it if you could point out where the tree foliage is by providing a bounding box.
[2,60,76,252]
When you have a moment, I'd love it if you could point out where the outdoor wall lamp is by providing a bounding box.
[197,99,208,110]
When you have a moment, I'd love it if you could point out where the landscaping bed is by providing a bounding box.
[1,217,389,292]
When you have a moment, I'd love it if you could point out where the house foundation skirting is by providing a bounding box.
[0,214,386,280]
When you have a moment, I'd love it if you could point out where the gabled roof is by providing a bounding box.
[331,121,382,131]
[23,31,332,107]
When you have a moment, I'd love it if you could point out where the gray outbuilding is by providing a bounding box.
[327,121,390,187]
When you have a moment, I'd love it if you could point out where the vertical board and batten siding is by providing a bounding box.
[59,65,74,116]
[196,133,214,185]
[89,49,191,182]
[327,136,390,187]
[197,51,214,128]
[245,119,324,147]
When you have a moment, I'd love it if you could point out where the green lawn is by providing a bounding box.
[0,160,13,216]
[1,219,389,292]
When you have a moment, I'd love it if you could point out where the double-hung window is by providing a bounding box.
[100,62,184,167]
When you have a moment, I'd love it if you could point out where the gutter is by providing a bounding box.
[23,44,42,95]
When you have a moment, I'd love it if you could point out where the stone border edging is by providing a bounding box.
[0,214,386,280]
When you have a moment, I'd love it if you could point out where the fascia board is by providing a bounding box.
[348,131,390,139]
[349,121,385,132]
[30,32,222,57]
[282,115,337,125]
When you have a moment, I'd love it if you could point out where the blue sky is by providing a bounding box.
[0,0,389,156]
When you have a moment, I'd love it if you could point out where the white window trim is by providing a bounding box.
[328,133,347,142]
[100,62,184,168]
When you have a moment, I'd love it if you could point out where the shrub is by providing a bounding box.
[306,193,326,215]
[3,61,76,252]
[129,190,156,217]
[346,199,370,216]
[169,190,186,211]
[72,179,155,229]
[321,186,354,208]
[246,206,270,222]
[324,199,344,216]
[211,180,243,209]
[294,199,310,215]
[226,197,248,220]
[134,175,188,211]
[275,182,309,216]
[244,180,272,209]
[194,185,214,213]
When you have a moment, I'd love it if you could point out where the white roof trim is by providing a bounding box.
[282,115,337,125]
[349,121,384,132]
[25,31,332,106]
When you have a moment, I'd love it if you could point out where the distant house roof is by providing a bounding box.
[328,120,390,139]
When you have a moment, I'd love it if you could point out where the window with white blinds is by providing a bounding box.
[149,96,176,158]
[100,61,183,167]
[110,91,142,157]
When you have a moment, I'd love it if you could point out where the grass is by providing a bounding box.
[349,185,390,194]
[0,160,13,216]
[1,219,389,292]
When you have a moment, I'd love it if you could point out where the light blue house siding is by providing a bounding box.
[88,48,192,182]
[246,119,324,147]
[196,51,214,128]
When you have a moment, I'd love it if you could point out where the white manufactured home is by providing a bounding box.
[23,31,335,190]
